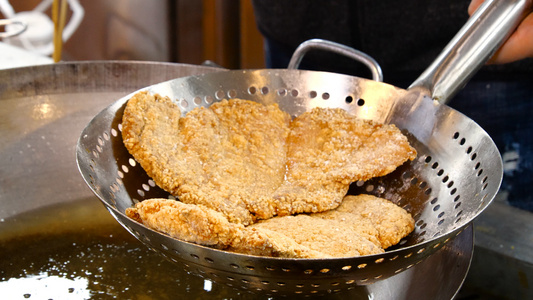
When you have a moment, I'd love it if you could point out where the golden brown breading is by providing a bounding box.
[125,199,244,248]
[270,107,417,217]
[127,195,414,258]
[247,214,384,257]
[335,195,415,249]
[122,93,417,226]
[122,92,291,225]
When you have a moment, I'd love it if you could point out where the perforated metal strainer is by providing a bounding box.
[76,0,528,296]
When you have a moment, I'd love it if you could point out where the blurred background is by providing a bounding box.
[0,0,265,69]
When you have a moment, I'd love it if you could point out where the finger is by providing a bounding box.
[489,12,533,64]
[468,0,485,16]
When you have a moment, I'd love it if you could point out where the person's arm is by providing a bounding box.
[469,0,533,64]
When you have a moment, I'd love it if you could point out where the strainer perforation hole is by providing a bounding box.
[190,254,199,260]
[241,279,250,284]
[215,90,225,99]
[118,123,123,132]
[322,92,330,100]
[128,158,136,167]
[424,156,432,163]
[320,269,330,274]
[420,223,427,230]
[357,98,365,106]
[161,244,169,250]
[471,153,477,160]
[430,197,438,205]
[98,136,104,146]
[374,275,383,279]
[117,170,124,179]
[450,188,457,195]
[390,255,399,261]
[447,181,454,188]
[417,248,426,254]
[246,266,254,270]
[173,249,181,255]
[410,178,418,185]
[121,165,129,173]
[431,162,439,169]
[359,278,369,283]
[142,184,150,191]
[346,279,355,285]
[291,89,299,97]
[395,268,404,274]
[482,183,489,190]
[148,179,156,187]
[424,188,432,195]
[467,146,473,154]
[277,88,287,96]
[137,189,145,197]
[261,86,270,95]
[454,195,461,202]
[230,263,239,269]
[282,268,291,272]
[438,219,445,225]
[277,282,286,286]
[192,96,202,106]
[419,181,427,189]
[227,276,235,281]
[442,175,449,183]
[433,205,440,212]
[453,132,460,139]
[438,212,445,218]
[296,284,305,288]
[365,184,375,192]
[304,269,313,275]
[228,89,237,98]
[374,258,384,264]
[345,96,353,103]
[477,169,484,176]
[419,231,426,237]
[437,169,444,176]
[266,266,275,271]
[180,99,189,108]
[311,283,320,288]
[248,86,257,94]
[261,280,269,285]
[402,171,414,179]
[475,162,481,170]
[205,258,214,263]
[341,265,352,271]
[357,264,367,269]
[482,176,488,183]
[456,210,464,218]
[95,145,102,153]
[460,138,466,145]
[331,282,340,286]
[309,91,317,98]
[205,95,214,104]
[111,128,118,137]
[416,220,424,226]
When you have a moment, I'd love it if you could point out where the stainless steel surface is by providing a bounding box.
[288,38,384,82]
[76,66,500,294]
[410,0,532,103]
[1,61,473,299]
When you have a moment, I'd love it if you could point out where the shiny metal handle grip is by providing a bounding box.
[288,38,384,82]
[409,0,532,104]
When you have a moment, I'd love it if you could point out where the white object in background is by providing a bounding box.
[0,0,84,56]
[0,41,52,69]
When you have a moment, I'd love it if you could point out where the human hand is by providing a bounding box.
[469,0,533,64]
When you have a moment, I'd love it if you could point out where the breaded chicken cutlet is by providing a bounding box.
[126,194,415,258]
[121,92,417,225]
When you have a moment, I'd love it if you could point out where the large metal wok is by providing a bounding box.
[76,0,526,296]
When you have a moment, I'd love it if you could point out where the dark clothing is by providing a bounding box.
[252,0,533,211]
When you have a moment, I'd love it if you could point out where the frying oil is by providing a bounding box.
[0,199,254,300]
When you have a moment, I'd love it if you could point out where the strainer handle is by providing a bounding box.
[409,0,532,104]
[287,38,384,82]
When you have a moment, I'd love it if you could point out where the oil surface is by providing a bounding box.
[0,199,258,300]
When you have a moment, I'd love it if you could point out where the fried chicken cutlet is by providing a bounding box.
[121,92,417,225]
[127,194,414,258]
